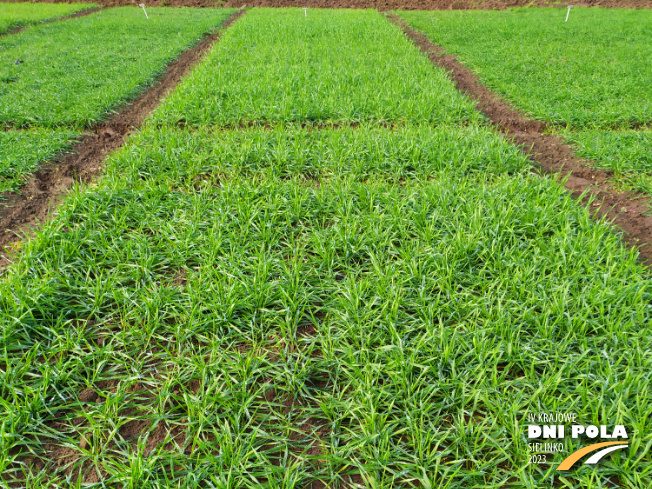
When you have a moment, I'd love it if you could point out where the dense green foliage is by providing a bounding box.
[153,8,481,127]
[399,7,652,202]
[398,8,652,128]
[0,129,80,192]
[1,8,650,488]
[563,129,652,195]
[0,7,236,128]
[2,126,651,487]
[0,2,96,35]
[0,6,234,196]
[113,124,529,186]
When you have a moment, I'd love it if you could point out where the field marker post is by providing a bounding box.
[304,7,307,16]
[139,3,149,19]
[565,6,572,22]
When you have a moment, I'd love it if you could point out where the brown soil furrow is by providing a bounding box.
[389,13,652,264]
[221,0,652,8]
[0,9,246,266]
[4,0,652,10]
[0,7,102,40]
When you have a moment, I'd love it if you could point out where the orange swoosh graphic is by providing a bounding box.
[557,441,628,471]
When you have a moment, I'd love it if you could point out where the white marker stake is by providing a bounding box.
[139,3,149,19]
[304,7,307,16]
[565,5,572,22]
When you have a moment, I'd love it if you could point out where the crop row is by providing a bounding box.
[1,7,651,487]
[4,127,651,486]
[112,124,528,188]
[398,8,652,199]
[0,2,96,35]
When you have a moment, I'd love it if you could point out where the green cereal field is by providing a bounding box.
[0,3,650,488]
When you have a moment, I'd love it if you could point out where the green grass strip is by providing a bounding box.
[0,129,81,193]
[152,8,482,127]
[397,8,652,129]
[0,2,97,35]
[0,7,236,129]
[561,128,652,197]
[1,126,650,486]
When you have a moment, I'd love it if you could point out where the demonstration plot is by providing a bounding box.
[2,125,650,486]
[562,129,652,195]
[152,8,481,127]
[2,6,651,488]
[0,7,236,128]
[0,129,81,193]
[0,2,96,35]
[397,8,652,129]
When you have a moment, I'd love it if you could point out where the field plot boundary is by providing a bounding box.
[389,13,652,263]
[0,5,101,40]
[0,9,246,266]
[6,0,652,10]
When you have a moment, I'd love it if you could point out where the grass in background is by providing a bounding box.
[1,123,650,487]
[0,7,236,128]
[152,8,481,127]
[398,7,652,206]
[0,129,81,193]
[0,2,96,35]
[562,129,652,196]
[397,8,652,129]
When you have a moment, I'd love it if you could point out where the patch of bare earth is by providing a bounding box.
[0,9,246,268]
[389,13,652,264]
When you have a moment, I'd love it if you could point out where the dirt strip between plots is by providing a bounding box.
[0,9,246,267]
[0,7,102,40]
[8,0,652,10]
[389,14,652,264]
[221,0,652,9]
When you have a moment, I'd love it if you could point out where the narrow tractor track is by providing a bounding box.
[0,9,246,265]
[389,13,652,264]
